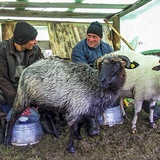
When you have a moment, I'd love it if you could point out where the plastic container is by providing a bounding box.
[98,105,124,127]
[6,108,44,146]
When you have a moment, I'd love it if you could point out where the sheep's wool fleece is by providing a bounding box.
[14,57,113,126]
[114,50,160,101]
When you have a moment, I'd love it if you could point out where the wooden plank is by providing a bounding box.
[112,16,121,51]
[2,23,15,41]
[2,2,128,9]
[15,0,28,10]
[0,0,151,21]
[0,10,112,19]
[0,112,7,117]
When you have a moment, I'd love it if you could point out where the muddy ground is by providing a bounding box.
[0,105,160,160]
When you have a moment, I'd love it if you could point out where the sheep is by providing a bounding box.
[4,55,138,154]
[99,50,160,133]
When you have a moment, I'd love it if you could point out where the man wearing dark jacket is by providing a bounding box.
[0,21,44,113]
[71,21,114,136]
[72,21,113,66]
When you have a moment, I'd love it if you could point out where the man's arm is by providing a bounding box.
[0,48,16,105]
[71,43,88,64]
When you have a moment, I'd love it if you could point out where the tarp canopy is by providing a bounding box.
[120,0,160,53]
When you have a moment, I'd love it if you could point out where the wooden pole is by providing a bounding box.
[112,16,120,51]
[1,23,15,41]
[104,18,135,51]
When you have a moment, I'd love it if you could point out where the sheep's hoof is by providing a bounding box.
[132,127,137,134]
[67,146,76,154]
[150,122,157,129]
[75,134,82,140]
[123,115,128,119]
[53,130,61,138]
[54,133,61,139]
[41,122,53,134]
[103,120,109,125]
[4,137,11,147]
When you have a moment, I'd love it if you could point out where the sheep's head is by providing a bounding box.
[94,54,139,70]
[95,54,139,89]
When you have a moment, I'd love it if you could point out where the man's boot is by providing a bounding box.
[153,103,160,121]
[89,118,100,136]
[142,100,160,121]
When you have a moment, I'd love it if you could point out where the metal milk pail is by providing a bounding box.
[98,105,124,127]
[6,108,44,146]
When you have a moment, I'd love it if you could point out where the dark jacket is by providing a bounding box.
[71,39,113,66]
[0,37,44,105]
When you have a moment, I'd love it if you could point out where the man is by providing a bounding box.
[71,21,114,136]
[0,21,44,114]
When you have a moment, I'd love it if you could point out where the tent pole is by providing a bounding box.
[104,18,135,51]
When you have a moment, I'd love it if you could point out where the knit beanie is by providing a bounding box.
[13,21,38,45]
[87,21,103,38]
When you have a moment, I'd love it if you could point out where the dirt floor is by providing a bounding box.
[0,105,160,160]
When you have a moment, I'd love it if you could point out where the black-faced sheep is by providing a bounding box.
[100,50,160,133]
[4,55,138,153]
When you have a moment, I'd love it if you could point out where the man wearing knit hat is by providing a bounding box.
[71,21,114,136]
[0,21,43,114]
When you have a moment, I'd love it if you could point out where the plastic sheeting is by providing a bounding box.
[120,0,160,52]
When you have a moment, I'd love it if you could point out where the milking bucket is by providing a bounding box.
[98,105,124,127]
[6,107,44,146]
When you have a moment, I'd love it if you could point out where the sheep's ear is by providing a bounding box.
[128,61,139,69]
[152,65,160,71]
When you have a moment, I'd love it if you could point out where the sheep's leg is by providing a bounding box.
[103,112,109,125]
[120,98,127,118]
[59,113,66,126]
[67,123,78,154]
[4,111,22,146]
[40,111,53,134]
[4,120,14,146]
[149,101,157,128]
[131,101,142,133]
[75,122,83,140]
[45,112,61,138]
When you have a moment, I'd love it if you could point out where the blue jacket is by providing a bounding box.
[71,39,113,66]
